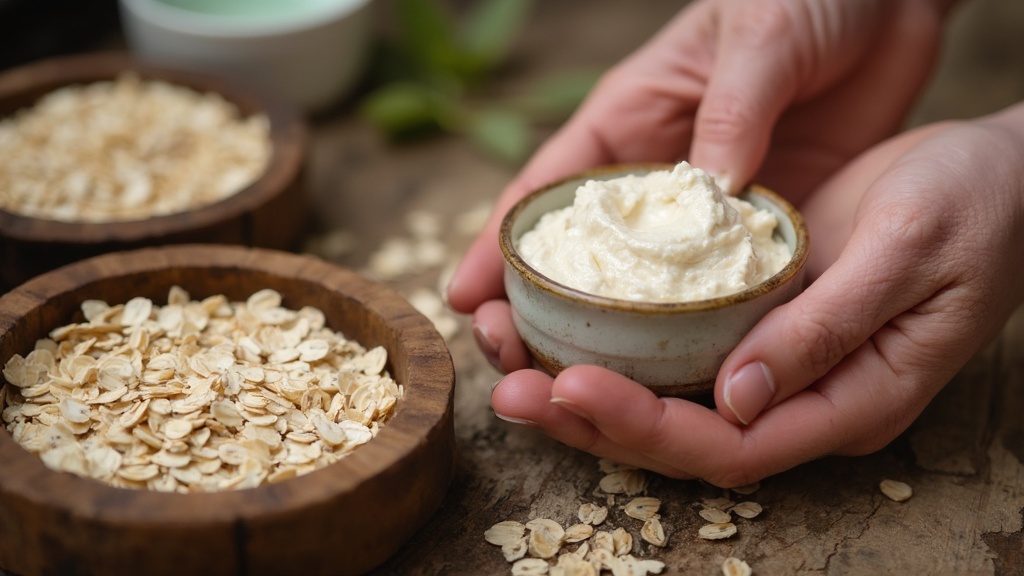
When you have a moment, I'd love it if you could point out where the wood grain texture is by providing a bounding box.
[0,245,456,576]
[0,52,308,289]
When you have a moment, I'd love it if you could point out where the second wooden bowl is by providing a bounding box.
[0,245,455,576]
[0,52,308,289]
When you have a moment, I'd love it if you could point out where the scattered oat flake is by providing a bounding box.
[527,518,565,559]
[722,557,753,576]
[623,497,661,520]
[599,469,647,496]
[698,522,737,540]
[702,496,735,510]
[563,523,594,543]
[731,482,760,495]
[590,530,613,553]
[455,203,491,236]
[699,507,732,524]
[730,501,763,519]
[551,553,596,576]
[611,526,632,556]
[879,479,913,502]
[640,517,667,547]
[578,502,608,526]
[485,520,527,546]
[502,537,529,563]
[512,557,550,575]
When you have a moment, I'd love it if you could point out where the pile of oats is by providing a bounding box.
[484,459,668,576]
[0,73,271,222]
[0,287,401,493]
[484,459,770,575]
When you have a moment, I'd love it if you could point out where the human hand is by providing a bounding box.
[487,104,1024,485]
[448,0,952,370]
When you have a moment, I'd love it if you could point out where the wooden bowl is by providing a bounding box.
[0,52,308,290]
[0,245,456,576]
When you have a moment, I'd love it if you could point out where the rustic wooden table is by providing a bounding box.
[303,1,1024,574]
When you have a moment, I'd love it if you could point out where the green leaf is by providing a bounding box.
[394,0,459,77]
[466,107,531,164]
[513,69,602,122]
[359,83,445,136]
[460,0,534,75]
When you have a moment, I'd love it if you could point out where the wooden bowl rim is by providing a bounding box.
[0,51,307,244]
[0,244,455,523]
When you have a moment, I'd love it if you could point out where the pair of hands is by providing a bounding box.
[446,0,1024,486]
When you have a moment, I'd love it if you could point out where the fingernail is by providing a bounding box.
[495,412,539,427]
[491,376,504,392]
[550,396,587,419]
[473,324,499,364]
[723,361,775,425]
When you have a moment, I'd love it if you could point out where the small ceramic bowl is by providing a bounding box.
[0,245,455,576]
[118,0,374,113]
[500,164,809,398]
[0,52,308,289]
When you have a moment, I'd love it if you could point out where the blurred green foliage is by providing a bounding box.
[359,0,600,164]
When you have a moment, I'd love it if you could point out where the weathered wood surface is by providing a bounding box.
[301,1,1024,574]
[2,1,1019,574]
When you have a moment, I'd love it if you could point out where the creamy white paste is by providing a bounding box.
[516,162,791,303]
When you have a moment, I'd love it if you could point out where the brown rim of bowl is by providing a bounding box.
[0,51,306,244]
[499,163,810,314]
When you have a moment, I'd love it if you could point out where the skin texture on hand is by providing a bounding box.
[444,0,1022,486]
[447,0,946,324]
[489,105,1024,486]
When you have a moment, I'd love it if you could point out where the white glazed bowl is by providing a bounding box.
[500,164,810,398]
[119,0,373,113]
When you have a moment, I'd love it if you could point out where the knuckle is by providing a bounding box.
[695,91,761,144]
[871,198,950,258]
[724,0,797,49]
[788,311,855,377]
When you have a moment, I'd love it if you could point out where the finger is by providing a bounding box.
[758,1,945,202]
[715,169,953,426]
[688,2,808,192]
[491,368,696,478]
[446,90,626,314]
[472,300,532,374]
[547,348,925,486]
[799,122,956,278]
[447,7,715,313]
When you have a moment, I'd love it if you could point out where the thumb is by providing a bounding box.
[715,191,945,425]
[687,3,805,192]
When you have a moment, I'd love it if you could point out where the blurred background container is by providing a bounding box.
[0,0,120,70]
[118,0,374,113]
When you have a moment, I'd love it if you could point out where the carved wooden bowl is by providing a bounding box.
[0,245,456,576]
[0,52,307,289]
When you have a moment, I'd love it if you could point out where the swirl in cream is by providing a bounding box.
[517,162,791,302]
